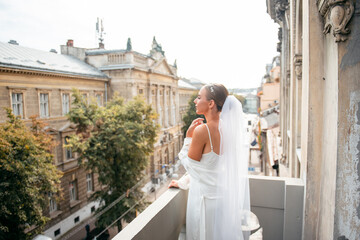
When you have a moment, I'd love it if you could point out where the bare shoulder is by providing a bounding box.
[192,124,208,140]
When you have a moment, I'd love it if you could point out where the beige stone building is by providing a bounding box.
[267,0,360,238]
[61,37,184,183]
[260,57,280,111]
[0,40,108,238]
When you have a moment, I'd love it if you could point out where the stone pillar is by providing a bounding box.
[170,87,175,126]
[157,85,162,127]
[302,0,325,238]
[164,86,169,128]
[294,54,302,178]
[289,0,297,178]
[175,88,180,124]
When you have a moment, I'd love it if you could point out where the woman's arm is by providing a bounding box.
[168,174,190,190]
[168,118,206,188]
[187,125,207,161]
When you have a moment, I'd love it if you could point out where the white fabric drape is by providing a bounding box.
[213,95,251,240]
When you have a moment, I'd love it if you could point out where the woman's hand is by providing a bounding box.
[186,118,204,138]
[168,180,179,188]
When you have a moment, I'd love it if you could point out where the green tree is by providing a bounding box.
[67,89,158,232]
[182,92,205,137]
[0,109,62,240]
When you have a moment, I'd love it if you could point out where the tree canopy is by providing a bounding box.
[181,92,206,137]
[0,109,62,240]
[67,90,158,232]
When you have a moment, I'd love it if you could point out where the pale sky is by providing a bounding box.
[0,0,279,89]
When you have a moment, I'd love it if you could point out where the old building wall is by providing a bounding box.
[268,0,359,238]
[0,74,105,121]
[0,68,107,238]
[334,2,360,238]
[260,82,280,111]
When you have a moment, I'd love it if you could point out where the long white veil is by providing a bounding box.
[213,95,251,240]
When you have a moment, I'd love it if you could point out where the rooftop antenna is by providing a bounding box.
[96,17,106,48]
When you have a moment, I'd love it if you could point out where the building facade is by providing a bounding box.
[260,57,280,111]
[0,40,109,238]
[267,0,360,239]
[61,37,184,183]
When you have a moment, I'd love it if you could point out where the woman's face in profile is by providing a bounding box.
[194,87,210,115]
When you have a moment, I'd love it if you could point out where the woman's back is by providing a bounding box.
[201,123,220,156]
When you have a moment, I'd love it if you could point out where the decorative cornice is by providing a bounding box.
[294,54,302,80]
[317,0,355,42]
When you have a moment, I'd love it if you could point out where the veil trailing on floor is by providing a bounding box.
[213,95,251,240]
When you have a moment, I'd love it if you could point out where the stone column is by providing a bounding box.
[289,0,297,178]
[302,0,325,238]
[170,87,175,126]
[175,88,180,125]
[164,86,169,128]
[157,85,162,127]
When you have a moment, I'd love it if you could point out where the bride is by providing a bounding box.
[169,84,251,240]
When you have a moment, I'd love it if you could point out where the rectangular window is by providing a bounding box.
[62,93,70,115]
[64,137,73,160]
[138,89,144,95]
[40,93,49,118]
[12,93,23,118]
[96,94,102,106]
[86,173,93,192]
[74,216,80,223]
[48,192,57,213]
[69,180,77,202]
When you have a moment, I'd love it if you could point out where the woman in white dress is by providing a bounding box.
[169,84,250,240]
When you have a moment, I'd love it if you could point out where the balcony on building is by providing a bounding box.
[113,175,304,240]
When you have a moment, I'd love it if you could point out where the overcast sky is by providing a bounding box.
[0,0,279,89]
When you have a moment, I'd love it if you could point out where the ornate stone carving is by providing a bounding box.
[275,0,289,21]
[294,54,302,80]
[317,0,355,42]
[150,36,165,56]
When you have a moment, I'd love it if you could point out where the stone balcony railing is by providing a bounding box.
[114,175,304,240]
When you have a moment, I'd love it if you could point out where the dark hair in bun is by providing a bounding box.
[204,84,229,112]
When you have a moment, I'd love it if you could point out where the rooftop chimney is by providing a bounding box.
[50,49,58,54]
[67,39,74,47]
[8,40,19,45]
